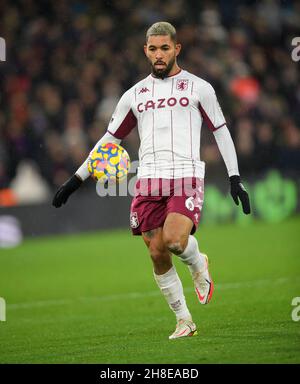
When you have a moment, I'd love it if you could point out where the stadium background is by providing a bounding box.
[0,0,299,364]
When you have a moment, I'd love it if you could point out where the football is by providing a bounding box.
[87,142,130,184]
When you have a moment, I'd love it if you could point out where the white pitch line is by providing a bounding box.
[6,276,298,311]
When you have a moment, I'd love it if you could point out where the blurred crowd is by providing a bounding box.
[0,0,300,190]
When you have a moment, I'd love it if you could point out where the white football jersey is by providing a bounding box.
[107,69,226,179]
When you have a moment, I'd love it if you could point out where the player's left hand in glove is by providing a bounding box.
[230,175,251,215]
[52,174,82,208]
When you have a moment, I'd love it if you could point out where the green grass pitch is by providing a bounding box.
[0,217,299,363]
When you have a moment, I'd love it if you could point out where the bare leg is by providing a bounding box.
[142,228,192,321]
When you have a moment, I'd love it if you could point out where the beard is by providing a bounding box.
[150,56,176,79]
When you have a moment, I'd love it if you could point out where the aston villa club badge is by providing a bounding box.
[130,212,139,228]
[176,79,189,91]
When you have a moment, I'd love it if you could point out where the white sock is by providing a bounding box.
[178,235,206,274]
[153,266,191,321]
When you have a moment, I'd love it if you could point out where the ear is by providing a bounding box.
[175,43,181,57]
[144,45,148,56]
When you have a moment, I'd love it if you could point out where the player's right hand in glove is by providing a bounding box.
[230,175,251,215]
[52,174,82,208]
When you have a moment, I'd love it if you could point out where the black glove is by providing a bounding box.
[52,175,82,208]
[230,175,251,215]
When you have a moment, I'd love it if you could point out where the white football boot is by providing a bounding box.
[192,253,214,304]
[169,319,198,340]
